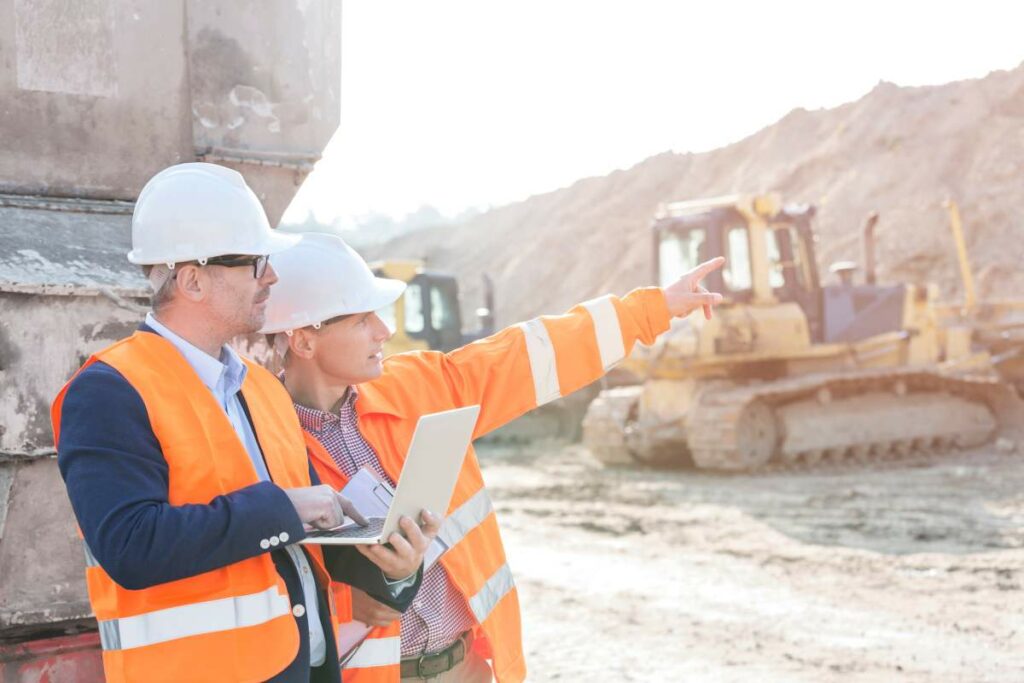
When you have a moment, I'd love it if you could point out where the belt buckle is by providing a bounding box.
[416,651,449,678]
[407,633,468,678]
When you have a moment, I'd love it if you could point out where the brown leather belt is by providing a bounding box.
[399,633,469,679]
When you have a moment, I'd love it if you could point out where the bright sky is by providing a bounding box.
[282,0,1024,227]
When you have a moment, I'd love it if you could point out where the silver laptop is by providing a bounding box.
[299,405,480,546]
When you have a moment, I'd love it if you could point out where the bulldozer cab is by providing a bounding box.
[654,194,923,347]
[372,260,464,354]
[654,194,825,340]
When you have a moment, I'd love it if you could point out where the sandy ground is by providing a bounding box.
[477,441,1024,682]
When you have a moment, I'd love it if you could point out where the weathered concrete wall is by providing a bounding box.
[0,290,145,634]
[186,1,342,223]
[0,0,341,224]
[0,293,143,455]
[0,198,143,295]
[0,458,91,633]
[0,1,341,637]
[0,0,193,200]
[187,2,340,156]
[0,196,147,455]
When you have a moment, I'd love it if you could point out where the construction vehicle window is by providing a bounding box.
[404,283,425,333]
[768,226,809,291]
[723,227,753,291]
[784,227,809,289]
[430,286,456,331]
[766,230,786,288]
[658,229,707,288]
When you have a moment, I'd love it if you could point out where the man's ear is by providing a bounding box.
[289,328,317,360]
[174,265,206,303]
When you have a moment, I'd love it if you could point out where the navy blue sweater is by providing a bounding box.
[58,355,420,682]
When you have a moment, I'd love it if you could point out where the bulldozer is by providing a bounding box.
[582,193,1022,471]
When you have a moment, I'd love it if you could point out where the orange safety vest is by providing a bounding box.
[51,331,340,683]
[307,288,671,683]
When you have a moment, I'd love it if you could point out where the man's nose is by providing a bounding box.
[261,261,279,286]
[371,313,392,341]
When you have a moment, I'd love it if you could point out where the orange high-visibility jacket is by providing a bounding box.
[51,332,340,683]
[309,288,671,683]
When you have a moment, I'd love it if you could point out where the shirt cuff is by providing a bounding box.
[383,571,419,597]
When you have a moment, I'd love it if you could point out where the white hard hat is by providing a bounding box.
[260,232,406,334]
[127,162,299,265]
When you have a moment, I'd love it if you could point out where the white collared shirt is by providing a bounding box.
[145,313,328,667]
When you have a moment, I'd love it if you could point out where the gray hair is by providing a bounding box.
[141,264,177,311]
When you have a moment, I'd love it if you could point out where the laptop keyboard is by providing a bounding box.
[306,517,386,540]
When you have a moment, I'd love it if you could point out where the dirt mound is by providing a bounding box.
[368,64,1024,326]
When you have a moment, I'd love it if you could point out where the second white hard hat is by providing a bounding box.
[127,162,299,265]
[260,232,406,334]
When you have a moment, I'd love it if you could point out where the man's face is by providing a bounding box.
[206,259,278,336]
[312,311,392,385]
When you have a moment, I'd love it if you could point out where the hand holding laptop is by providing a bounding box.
[301,405,480,548]
[356,509,442,580]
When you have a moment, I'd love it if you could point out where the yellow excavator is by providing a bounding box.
[582,194,1023,471]
[370,259,495,354]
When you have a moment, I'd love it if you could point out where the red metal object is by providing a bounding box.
[0,633,102,683]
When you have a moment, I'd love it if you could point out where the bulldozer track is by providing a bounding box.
[729,441,992,478]
[582,367,1021,473]
[686,367,1004,472]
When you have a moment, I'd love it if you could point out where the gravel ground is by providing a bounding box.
[478,442,1024,682]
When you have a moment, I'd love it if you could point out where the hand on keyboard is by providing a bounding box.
[285,485,370,530]
[307,517,386,539]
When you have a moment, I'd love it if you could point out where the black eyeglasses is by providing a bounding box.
[202,254,270,279]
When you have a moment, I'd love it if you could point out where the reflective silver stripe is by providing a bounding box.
[517,319,561,406]
[96,585,291,651]
[582,295,626,370]
[345,636,401,669]
[438,488,494,550]
[98,619,121,651]
[83,542,100,568]
[468,563,515,625]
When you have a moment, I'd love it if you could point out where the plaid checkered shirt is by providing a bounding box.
[294,389,478,658]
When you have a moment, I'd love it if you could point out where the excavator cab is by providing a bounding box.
[372,260,464,353]
[371,260,495,355]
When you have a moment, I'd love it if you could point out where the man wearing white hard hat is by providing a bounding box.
[262,232,724,682]
[52,163,434,683]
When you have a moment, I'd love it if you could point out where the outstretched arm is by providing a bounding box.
[368,258,724,437]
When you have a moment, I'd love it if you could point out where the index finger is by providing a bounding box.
[337,494,369,526]
[687,256,725,283]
